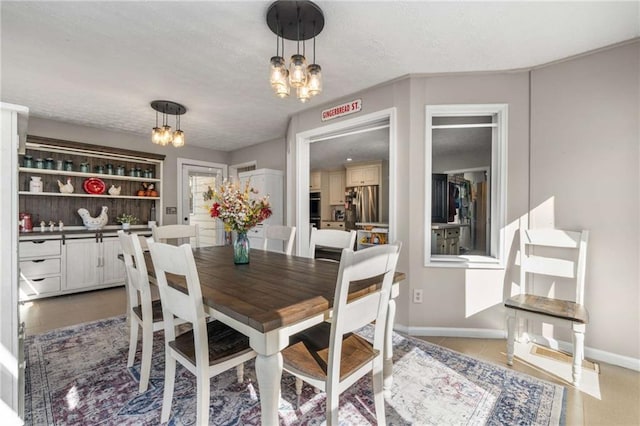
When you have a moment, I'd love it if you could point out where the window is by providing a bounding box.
[424,104,507,267]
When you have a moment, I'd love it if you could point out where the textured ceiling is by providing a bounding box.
[1,1,638,151]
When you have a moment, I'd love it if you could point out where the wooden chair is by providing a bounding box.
[152,224,200,248]
[117,231,186,393]
[505,227,589,386]
[309,228,356,261]
[262,224,296,255]
[147,240,256,424]
[282,243,402,425]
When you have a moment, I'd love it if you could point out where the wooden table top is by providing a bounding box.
[144,245,406,334]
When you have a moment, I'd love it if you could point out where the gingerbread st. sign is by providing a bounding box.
[321,99,362,121]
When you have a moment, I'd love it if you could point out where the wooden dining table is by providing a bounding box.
[143,245,406,425]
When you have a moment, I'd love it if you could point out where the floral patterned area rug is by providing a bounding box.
[24,316,565,425]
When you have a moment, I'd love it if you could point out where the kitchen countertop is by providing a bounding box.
[355,222,389,228]
[19,226,153,241]
[431,223,470,230]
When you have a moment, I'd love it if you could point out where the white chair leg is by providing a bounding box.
[506,313,515,366]
[326,387,340,426]
[372,359,386,425]
[295,377,303,409]
[160,352,176,423]
[572,323,586,386]
[196,372,210,426]
[138,324,153,393]
[127,321,139,368]
[236,362,244,384]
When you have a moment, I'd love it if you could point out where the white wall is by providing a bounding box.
[228,137,285,172]
[27,118,230,225]
[285,41,640,363]
[529,41,639,358]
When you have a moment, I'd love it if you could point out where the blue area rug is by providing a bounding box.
[24,316,565,425]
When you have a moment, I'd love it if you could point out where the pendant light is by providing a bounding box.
[266,1,324,103]
[150,100,187,147]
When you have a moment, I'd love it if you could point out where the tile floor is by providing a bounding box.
[20,287,640,425]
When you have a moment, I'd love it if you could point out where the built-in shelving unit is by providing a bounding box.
[19,135,165,227]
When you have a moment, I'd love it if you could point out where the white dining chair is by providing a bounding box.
[148,240,256,425]
[505,227,589,386]
[152,224,200,248]
[117,231,186,393]
[282,242,402,425]
[263,224,296,255]
[309,228,356,261]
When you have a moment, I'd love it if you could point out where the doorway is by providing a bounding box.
[177,159,227,247]
[294,108,397,256]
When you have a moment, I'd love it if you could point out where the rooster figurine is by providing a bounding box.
[57,178,74,194]
[77,206,108,230]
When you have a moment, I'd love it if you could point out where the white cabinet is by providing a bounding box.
[239,169,284,252]
[328,171,346,205]
[346,163,381,186]
[19,238,64,301]
[321,221,345,230]
[310,171,322,191]
[65,236,126,291]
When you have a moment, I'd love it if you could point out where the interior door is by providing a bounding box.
[181,164,224,247]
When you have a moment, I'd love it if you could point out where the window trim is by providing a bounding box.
[424,104,508,268]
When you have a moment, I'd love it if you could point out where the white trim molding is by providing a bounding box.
[393,324,640,372]
[424,103,508,268]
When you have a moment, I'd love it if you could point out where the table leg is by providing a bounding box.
[383,298,396,392]
[255,352,283,426]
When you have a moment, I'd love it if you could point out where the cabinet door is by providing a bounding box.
[101,237,126,285]
[361,166,380,185]
[310,171,321,190]
[346,168,363,187]
[65,239,100,289]
[328,172,345,204]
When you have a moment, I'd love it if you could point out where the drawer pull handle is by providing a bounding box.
[32,259,45,263]
[31,278,45,282]
[32,240,46,244]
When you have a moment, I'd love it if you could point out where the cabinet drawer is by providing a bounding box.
[20,258,61,277]
[19,240,61,257]
[432,229,444,239]
[20,276,61,298]
[322,222,345,229]
[445,228,460,238]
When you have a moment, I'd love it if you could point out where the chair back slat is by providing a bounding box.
[309,228,357,258]
[523,228,582,248]
[519,228,589,304]
[118,231,152,305]
[340,292,384,333]
[263,225,296,255]
[522,255,576,279]
[148,241,206,324]
[152,224,200,248]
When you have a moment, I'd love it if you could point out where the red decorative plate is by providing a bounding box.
[83,178,106,195]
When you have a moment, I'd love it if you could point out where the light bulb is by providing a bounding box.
[297,85,311,103]
[160,125,173,146]
[270,56,288,89]
[289,54,307,88]
[151,127,163,144]
[307,64,322,96]
[172,130,185,147]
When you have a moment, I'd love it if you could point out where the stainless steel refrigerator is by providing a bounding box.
[345,185,378,230]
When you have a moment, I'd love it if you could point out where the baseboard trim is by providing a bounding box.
[394,324,640,372]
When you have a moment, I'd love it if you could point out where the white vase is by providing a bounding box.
[29,176,43,193]
[122,223,130,230]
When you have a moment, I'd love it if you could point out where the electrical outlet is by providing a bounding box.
[166,207,177,215]
[413,289,423,304]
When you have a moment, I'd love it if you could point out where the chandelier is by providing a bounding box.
[150,100,187,147]
[266,1,324,103]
